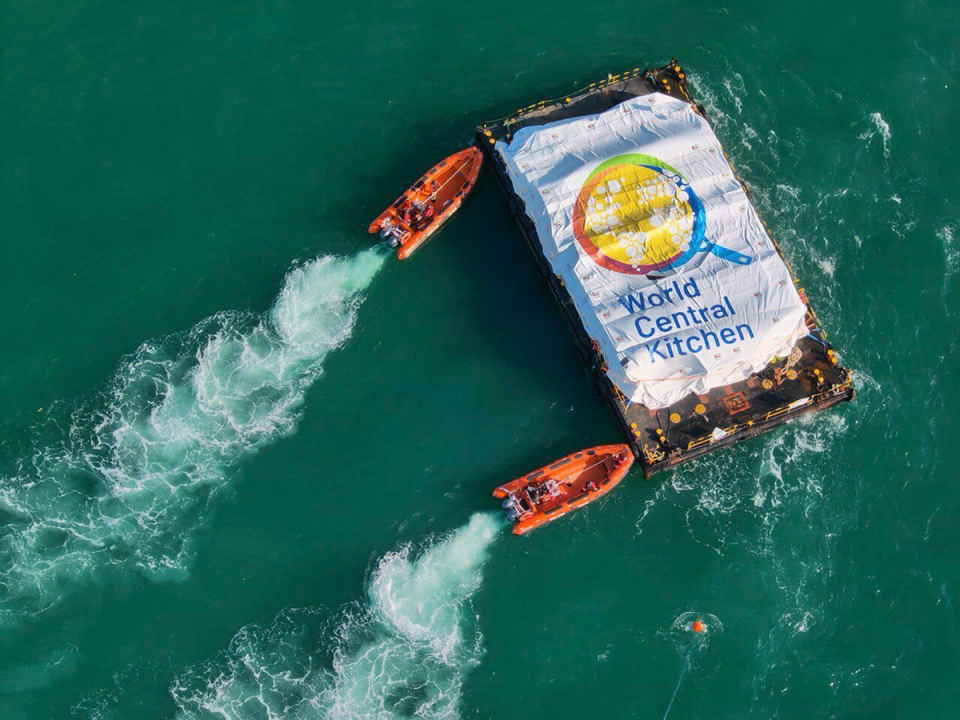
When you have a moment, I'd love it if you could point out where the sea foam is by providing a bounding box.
[858,112,892,158]
[0,248,386,622]
[170,513,503,720]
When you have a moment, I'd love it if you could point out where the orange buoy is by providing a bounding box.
[691,620,704,633]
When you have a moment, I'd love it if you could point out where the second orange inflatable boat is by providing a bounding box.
[493,444,634,535]
[368,147,483,260]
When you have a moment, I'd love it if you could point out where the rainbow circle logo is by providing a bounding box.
[572,153,708,275]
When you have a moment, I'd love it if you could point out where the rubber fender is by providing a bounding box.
[592,378,609,400]
[576,342,592,366]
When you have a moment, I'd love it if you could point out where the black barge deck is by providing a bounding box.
[476,61,854,478]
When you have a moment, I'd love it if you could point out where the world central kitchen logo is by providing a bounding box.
[616,278,757,363]
[572,153,753,275]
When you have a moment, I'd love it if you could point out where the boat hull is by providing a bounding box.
[494,444,633,535]
[368,147,483,260]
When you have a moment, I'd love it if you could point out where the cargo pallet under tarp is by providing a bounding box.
[476,61,854,478]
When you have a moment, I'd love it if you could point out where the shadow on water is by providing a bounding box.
[333,113,625,479]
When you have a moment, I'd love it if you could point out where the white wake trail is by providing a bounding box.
[171,513,504,720]
[0,248,387,621]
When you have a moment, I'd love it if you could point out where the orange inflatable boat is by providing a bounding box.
[493,444,634,535]
[368,147,483,260]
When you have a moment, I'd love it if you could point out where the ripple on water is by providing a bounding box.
[0,249,387,624]
[169,513,503,720]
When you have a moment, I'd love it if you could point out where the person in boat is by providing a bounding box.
[527,482,541,504]
[414,202,435,231]
[401,205,413,227]
[426,179,440,203]
[584,479,599,492]
[528,481,547,505]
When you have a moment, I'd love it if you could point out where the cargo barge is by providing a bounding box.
[476,61,853,478]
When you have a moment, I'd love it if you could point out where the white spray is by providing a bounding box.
[0,248,388,621]
[171,513,504,720]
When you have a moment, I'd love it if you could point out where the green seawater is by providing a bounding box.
[2,0,959,717]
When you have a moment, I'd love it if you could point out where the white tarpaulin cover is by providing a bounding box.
[497,92,809,408]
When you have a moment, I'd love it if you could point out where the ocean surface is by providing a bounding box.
[2,1,959,717]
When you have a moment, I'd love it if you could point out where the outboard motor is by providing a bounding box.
[502,495,521,522]
[380,227,400,249]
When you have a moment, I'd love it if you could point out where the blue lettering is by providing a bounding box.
[646,340,668,362]
[635,316,655,339]
[701,328,720,350]
[670,310,691,329]
[720,327,736,344]
[711,303,729,320]
[617,293,646,313]
[736,323,754,341]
